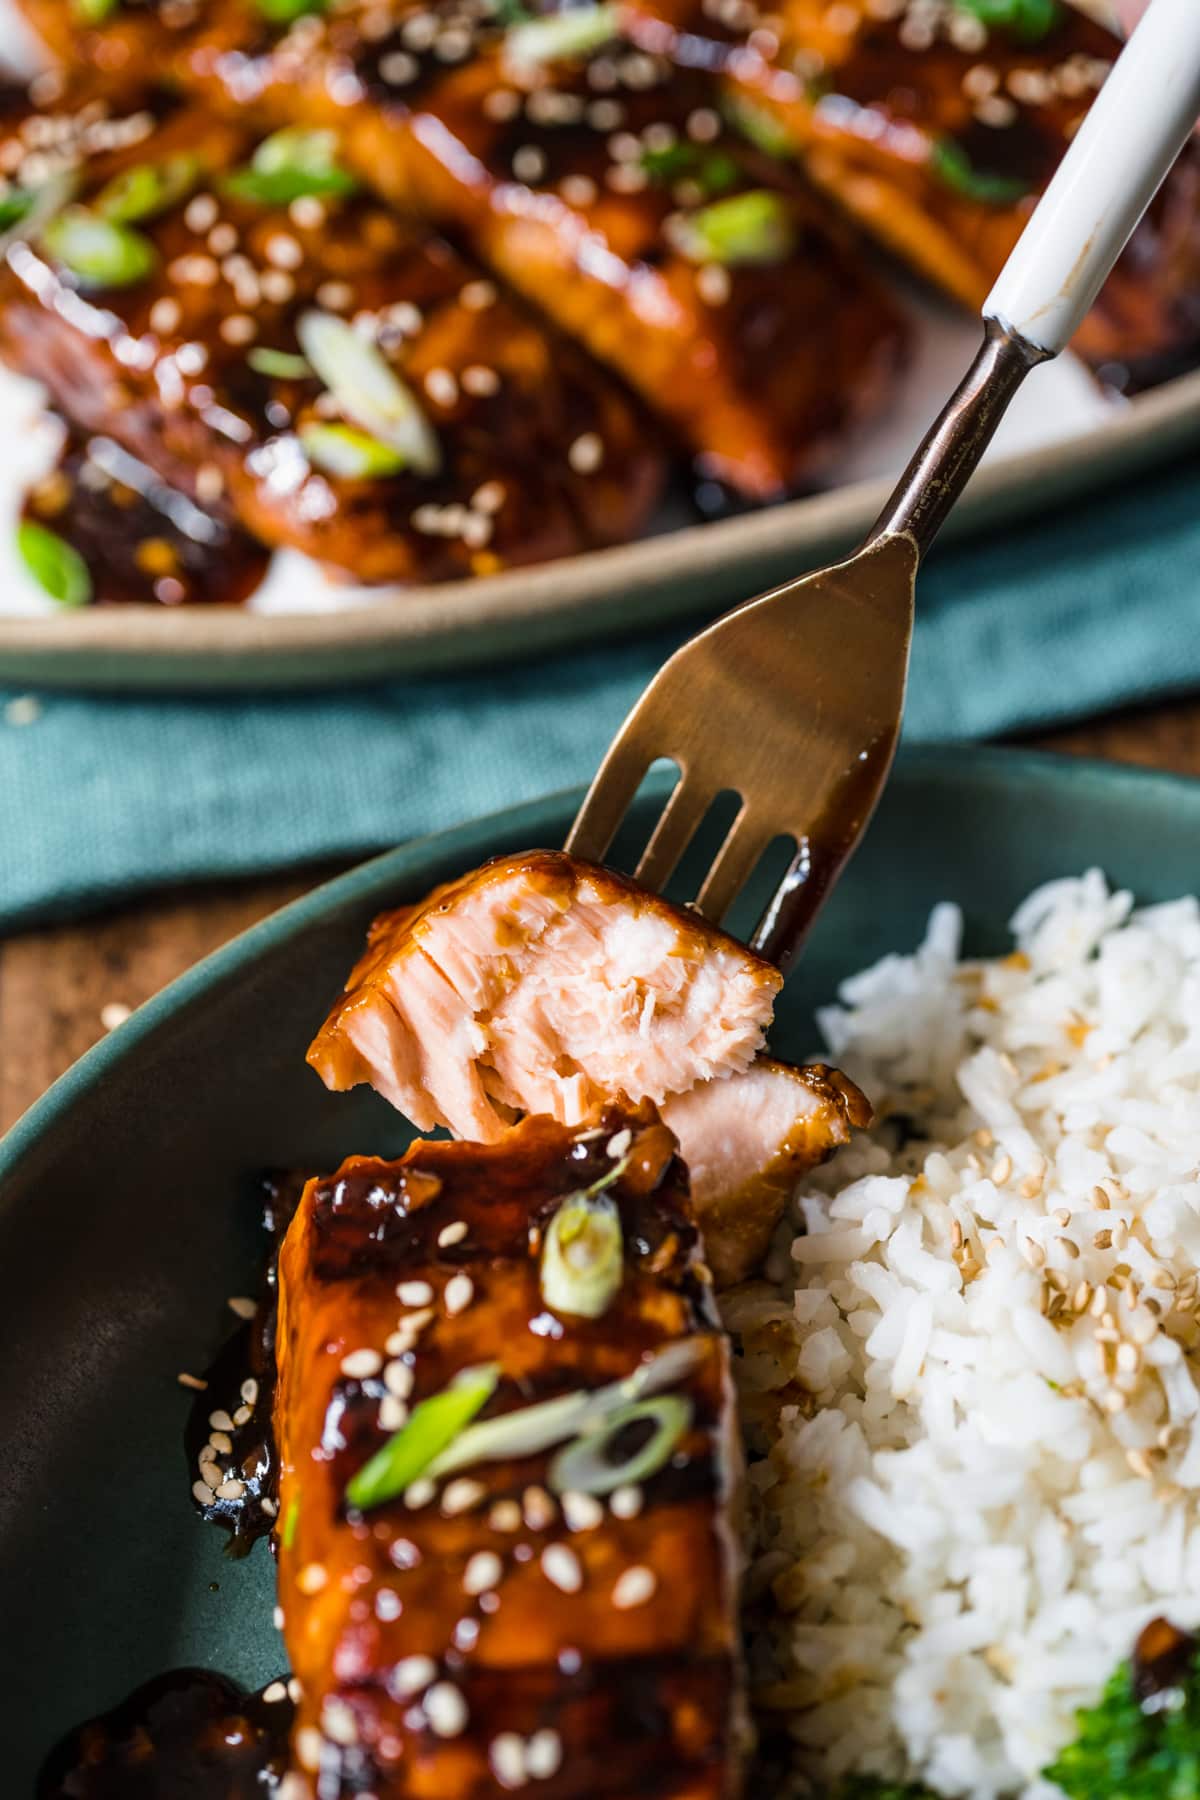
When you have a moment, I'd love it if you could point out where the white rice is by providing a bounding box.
[732,871,1200,1798]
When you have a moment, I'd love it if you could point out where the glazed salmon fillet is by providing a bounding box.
[274,1105,744,1797]
[0,88,664,583]
[619,0,1200,376]
[307,852,869,1281]
[17,0,908,498]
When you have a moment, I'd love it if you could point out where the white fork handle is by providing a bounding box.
[985,0,1200,355]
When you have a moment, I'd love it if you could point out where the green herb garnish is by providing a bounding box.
[247,346,313,380]
[281,1495,300,1549]
[17,521,92,608]
[1043,1632,1200,1798]
[641,143,740,196]
[0,189,35,232]
[673,188,794,266]
[345,1363,500,1512]
[223,128,358,207]
[721,93,794,160]
[953,0,1062,43]
[94,153,200,225]
[73,0,118,22]
[929,138,1033,206]
[42,207,156,288]
[540,1155,628,1319]
[297,309,441,475]
[549,1393,691,1495]
[253,0,325,21]
[504,3,619,66]
[299,422,406,479]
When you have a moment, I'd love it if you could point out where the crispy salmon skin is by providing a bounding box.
[274,1105,744,1797]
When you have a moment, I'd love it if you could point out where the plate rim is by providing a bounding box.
[1,366,1198,692]
[4,743,1200,1185]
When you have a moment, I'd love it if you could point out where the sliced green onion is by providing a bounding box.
[640,144,739,196]
[297,309,441,475]
[247,346,313,380]
[94,153,200,224]
[299,422,405,480]
[540,1156,628,1319]
[254,0,325,20]
[0,169,77,250]
[346,1363,500,1512]
[504,3,619,67]
[954,0,1062,42]
[721,94,794,161]
[673,189,794,266]
[548,1394,692,1496]
[929,138,1032,206]
[74,0,118,22]
[42,207,156,288]
[281,1494,300,1549]
[17,521,92,607]
[0,189,35,232]
[224,128,359,207]
[427,1337,706,1480]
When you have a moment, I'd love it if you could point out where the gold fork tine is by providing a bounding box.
[633,773,712,890]
[694,810,775,924]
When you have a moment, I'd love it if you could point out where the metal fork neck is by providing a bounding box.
[865,317,1052,561]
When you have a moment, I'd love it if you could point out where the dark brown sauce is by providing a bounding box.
[36,1669,294,1799]
[22,431,269,608]
[185,1172,307,1554]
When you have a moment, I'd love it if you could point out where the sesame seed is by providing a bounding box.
[424,366,459,408]
[195,463,224,503]
[227,1296,257,1320]
[606,161,647,194]
[460,279,497,311]
[541,1543,583,1593]
[1020,1238,1045,1269]
[342,1347,383,1379]
[209,1409,234,1431]
[464,1550,503,1595]
[379,1395,409,1431]
[383,1358,414,1397]
[612,1564,656,1608]
[489,1499,522,1531]
[389,1653,437,1698]
[150,296,182,336]
[561,1489,604,1532]
[376,1587,403,1621]
[208,222,238,257]
[380,49,419,83]
[975,93,1017,127]
[442,1477,487,1516]
[512,145,547,183]
[526,1728,563,1779]
[295,1726,323,1771]
[696,263,731,305]
[192,1479,214,1504]
[398,1280,435,1306]
[177,1371,207,1390]
[606,1128,632,1158]
[262,1680,288,1703]
[438,1219,470,1246]
[317,280,354,312]
[322,1698,359,1746]
[240,1377,258,1406]
[491,1732,528,1788]
[405,1477,436,1509]
[523,1485,557,1531]
[484,88,522,121]
[445,1272,474,1315]
[288,1677,302,1702]
[169,254,219,288]
[274,1605,286,1631]
[261,1496,277,1517]
[216,1478,246,1501]
[297,1562,328,1594]
[462,363,501,397]
[425,1681,468,1737]
[568,432,604,475]
[559,173,598,206]
[686,106,721,142]
[185,193,218,233]
[220,313,257,347]
[609,1484,643,1519]
[233,1404,252,1426]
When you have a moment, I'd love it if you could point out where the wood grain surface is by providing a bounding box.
[3,697,1200,1134]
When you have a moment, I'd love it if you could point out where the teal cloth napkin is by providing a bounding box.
[1,456,1197,934]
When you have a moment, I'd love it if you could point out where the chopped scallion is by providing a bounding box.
[223,128,358,206]
[297,309,441,475]
[721,94,794,161]
[254,0,325,20]
[281,1494,300,1549]
[247,346,313,380]
[929,137,1032,206]
[17,521,92,607]
[504,3,619,67]
[345,1363,500,1512]
[672,188,794,266]
[548,1393,692,1496]
[540,1156,628,1319]
[42,207,156,288]
[73,0,118,21]
[94,153,200,224]
[953,0,1062,43]
[298,422,405,480]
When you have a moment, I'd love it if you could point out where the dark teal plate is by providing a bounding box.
[3,744,1199,1787]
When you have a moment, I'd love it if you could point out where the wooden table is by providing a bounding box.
[4,695,1200,1135]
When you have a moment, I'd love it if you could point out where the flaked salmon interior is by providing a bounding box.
[308,851,783,1139]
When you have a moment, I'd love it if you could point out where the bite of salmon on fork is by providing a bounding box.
[0,85,665,584]
[618,0,1200,378]
[274,1105,745,1797]
[307,850,870,1283]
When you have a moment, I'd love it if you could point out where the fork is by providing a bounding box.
[566,0,1200,974]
